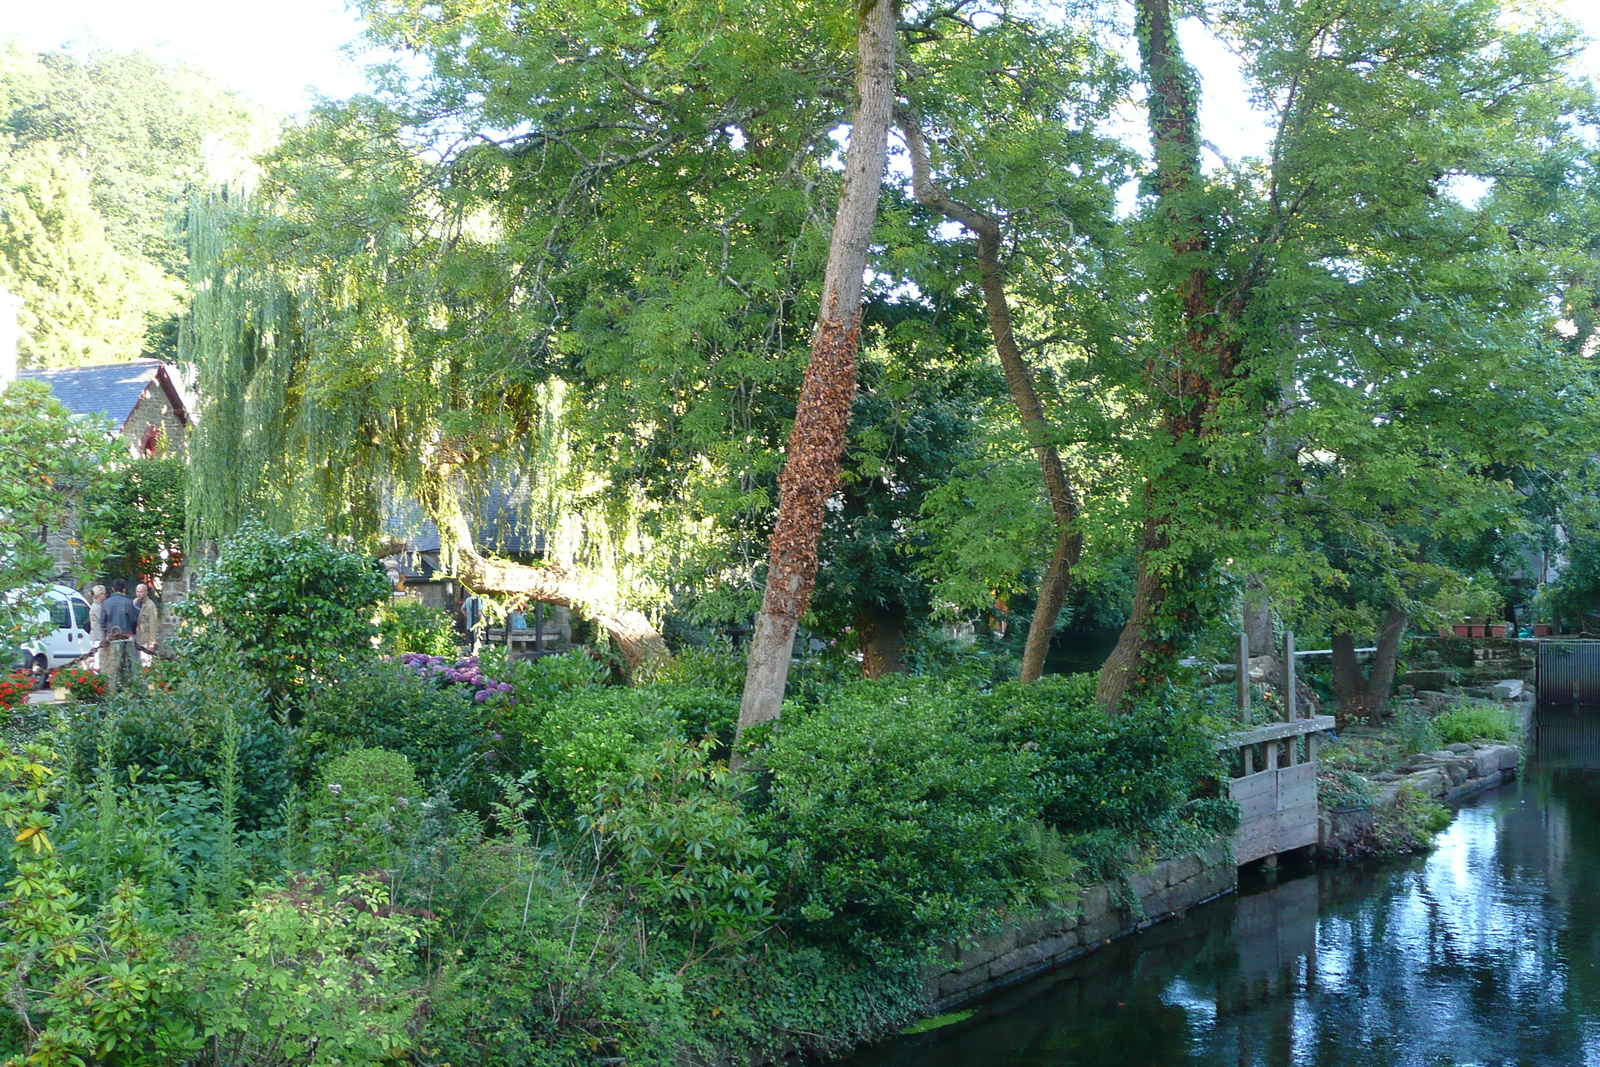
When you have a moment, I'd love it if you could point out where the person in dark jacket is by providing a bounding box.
[101,579,139,637]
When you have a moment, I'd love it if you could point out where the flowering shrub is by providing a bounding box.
[396,652,514,705]
[0,670,32,710]
[53,663,107,702]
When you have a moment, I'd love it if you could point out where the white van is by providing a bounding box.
[19,585,93,682]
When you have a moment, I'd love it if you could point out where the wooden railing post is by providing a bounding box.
[1284,630,1297,721]
[1238,632,1251,723]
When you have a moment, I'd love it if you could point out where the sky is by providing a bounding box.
[5,0,1600,153]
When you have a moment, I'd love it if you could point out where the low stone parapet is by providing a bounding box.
[924,844,1236,1010]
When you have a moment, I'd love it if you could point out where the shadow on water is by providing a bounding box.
[848,771,1600,1067]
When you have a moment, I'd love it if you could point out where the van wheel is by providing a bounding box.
[30,654,49,689]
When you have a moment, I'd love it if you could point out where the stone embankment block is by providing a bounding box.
[926,845,1237,1010]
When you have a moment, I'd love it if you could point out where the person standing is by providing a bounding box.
[134,582,159,663]
[87,584,106,669]
[100,579,139,689]
[101,579,138,637]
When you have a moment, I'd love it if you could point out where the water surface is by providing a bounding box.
[851,772,1600,1067]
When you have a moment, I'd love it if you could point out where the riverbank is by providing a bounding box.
[918,730,1523,1026]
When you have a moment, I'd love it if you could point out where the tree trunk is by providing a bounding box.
[736,0,898,743]
[855,603,907,678]
[429,493,668,671]
[1330,606,1408,726]
[1095,0,1226,713]
[1364,606,1408,723]
[900,119,1083,684]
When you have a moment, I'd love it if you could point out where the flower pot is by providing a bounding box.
[1535,623,1553,636]
[1469,624,1487,638]
[1489,624,1508,638]
[1438,626,1454,638]
[1453,624,1471,637]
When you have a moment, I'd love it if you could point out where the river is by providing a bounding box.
[850,769,1600,1067]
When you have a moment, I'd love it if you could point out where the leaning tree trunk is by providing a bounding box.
[427,491,668,671]
[1095,0,1230,713]
[736,0,899,743]
[900,118,1083,684]
[1330,605,1408,726]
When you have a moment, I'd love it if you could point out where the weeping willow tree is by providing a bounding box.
[183,171,677,665]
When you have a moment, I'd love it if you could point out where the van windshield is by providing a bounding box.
[50,602,69,630]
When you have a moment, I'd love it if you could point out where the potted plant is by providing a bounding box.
[1453,621,1472,638]
[1531,585,1556,637]
[1489,622,1508,638]
[1468,617,1487,638]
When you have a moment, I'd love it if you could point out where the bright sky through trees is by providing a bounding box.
[7,0,1599,135]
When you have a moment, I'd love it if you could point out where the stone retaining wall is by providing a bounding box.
[924,845,1237,1011]
[1319,741,1519,855]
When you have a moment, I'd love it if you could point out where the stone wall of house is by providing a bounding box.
[123,383,186,458]
[924,844,1237,1011]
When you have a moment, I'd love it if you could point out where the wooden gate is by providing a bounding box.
[1223,717,1333,864]
[1220,630,1334,864]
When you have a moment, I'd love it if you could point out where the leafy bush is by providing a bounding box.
[981,675,1238,877]
[62,654,289,831]
[585,739,775,941]
[504,683,736,810]
[306,748,423,876]
[297,659,494,808]
[1435,702,1514,744]
[1389,704,1443,756]
[199,874,430,1065]
[182,520,390,704]
[377,597,458,657]
[754,678,1051,953]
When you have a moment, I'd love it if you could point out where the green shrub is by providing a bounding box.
[377,597,459,657]
[306,748,423,876]
[506,683,737,810]
[585,739,775,941]
[1435,703,1514,744]
[198,873,430,1065]
[62,655,289,831]
[421,832,693,1067]
[297,660,492,810]
[754,677,1050,953]
[182,520,390,705]
[981,674,1238,878]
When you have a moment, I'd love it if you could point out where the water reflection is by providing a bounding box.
[850,773,1600,1067]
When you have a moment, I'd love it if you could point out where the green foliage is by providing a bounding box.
[584,739,775,941]
[184,520,390,704]
[306,748,423,876]
[1435,703,1515,744]
[0,141,180,367]
[61,653,289,830]
[1373,785,1454,855]
[376,597,458,657]
[510,684,738,813]
[199,874,430,1066]
[755,678,1052,953]
[82,455,185,586]
[296,659,490,809]
[0,743,206,1065]
[983,675,1238,877]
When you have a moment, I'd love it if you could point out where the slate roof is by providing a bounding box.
[18,360,189,431]
[384,476,547,562]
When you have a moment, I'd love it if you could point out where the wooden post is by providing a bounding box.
[535,602,544,654]
[1238,632,1251,723]
[1266,736,1279,772]
[1243,744,1253,776]
[1284,630,1297,721]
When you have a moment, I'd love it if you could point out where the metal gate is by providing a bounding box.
[1535,641,1600,768]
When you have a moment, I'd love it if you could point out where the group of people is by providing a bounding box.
[86,578,159,666]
